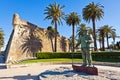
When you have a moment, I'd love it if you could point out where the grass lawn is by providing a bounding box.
[18,58,83,64]
[18,58,120,64]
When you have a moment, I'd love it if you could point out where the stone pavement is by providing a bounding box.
[0,63,120,80]
[0,63,67,80]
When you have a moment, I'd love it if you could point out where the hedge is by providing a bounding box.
[36,52,81,59]
[92,51,120,58]
[36,52,120,59]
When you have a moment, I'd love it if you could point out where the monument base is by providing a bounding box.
[72,64,98,75]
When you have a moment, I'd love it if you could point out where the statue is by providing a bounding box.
[75,30,93,67]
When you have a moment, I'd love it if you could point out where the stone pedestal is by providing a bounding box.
[72,64,98,75]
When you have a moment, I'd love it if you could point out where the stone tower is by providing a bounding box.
[4,14,69,63]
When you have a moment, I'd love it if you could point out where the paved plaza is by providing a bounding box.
[0,63,120,80]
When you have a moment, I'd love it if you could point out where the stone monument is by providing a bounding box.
[76,30,93,66]
[72,30,98,75]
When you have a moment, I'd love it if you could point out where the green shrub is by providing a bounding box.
[36,52,82,59]
[92,51,120,59]
[36,52,120,60]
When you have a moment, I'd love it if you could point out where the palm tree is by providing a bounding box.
[65,12,81,52]
[109,28,117,43]
[68,36,72,52]
[102,25,116,48]
[98,36,102,49]
[109,31,117,49]
[46,26,55,52]
[88,27,94,36]
[60,36,67,52]
[77,24,93,41]
[0,28,4,53]
[77,23,86,38]
[83,2,104,51]
[97,27,105,51]
[44,3,65,52]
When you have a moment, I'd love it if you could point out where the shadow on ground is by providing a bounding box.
[0,74,39,80]
[38,67,92,79]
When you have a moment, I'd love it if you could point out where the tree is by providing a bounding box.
[97,27,105,51]
[109,28,117,44]
[102,25,116,48]
[110,31,116,43]
[98,36,102,49]
[68,36,72,52]
[87,27,94,36]
[44,3,65,52]
[60,36,67,52]
[46,26,55,52]
[65,12,81,52]
[77,23,86,38]
[116,41,120,49]
[76,23,93,38]
[0,28,4,52]
[83,2,104,51]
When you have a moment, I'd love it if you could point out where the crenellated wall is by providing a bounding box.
[4,14,70,63]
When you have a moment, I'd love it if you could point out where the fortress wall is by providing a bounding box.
[5,14,69,63]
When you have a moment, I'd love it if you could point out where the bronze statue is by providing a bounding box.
[76,30,93,67]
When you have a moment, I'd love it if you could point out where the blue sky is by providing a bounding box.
[0,0,120,50]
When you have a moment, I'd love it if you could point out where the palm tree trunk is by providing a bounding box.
[54,21,57,52]
[106,35,109,48]
[50,38,54,52]
[92,18,97,51]
[113,38,115,49]
[99,41,101,49]
[0,47,1,53]
[102,37,105,51]
[72,25,75,52]
[102,31,105,51]
[113,38,115,43]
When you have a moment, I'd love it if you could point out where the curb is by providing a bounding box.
[4,62,120,69]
